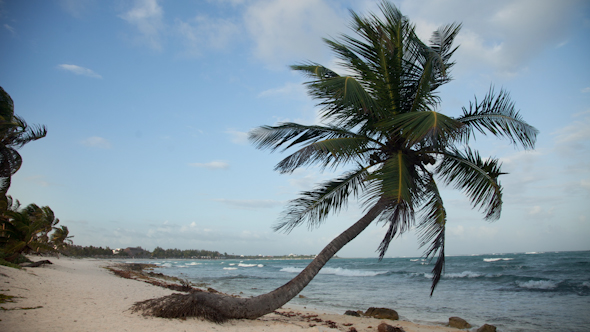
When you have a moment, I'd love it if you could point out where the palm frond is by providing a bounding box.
[408,57,436,113]
[375,200,414,259]
[293,61,382,130]
[315,76,379,120]
[290,63,340,80]
[436,147,504,220]
[2,116,47,147]
[275,167,369,232]
[249,123,367,152]
[0,86,14,126]
[428,23,461,85]
[456,88,538,149]
[379,111,464,147]
[417,174,446,295]
[0,147,22,177]
[370,151,415,203]
[275,137,376,174]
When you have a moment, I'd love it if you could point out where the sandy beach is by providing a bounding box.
[0,257,465,332]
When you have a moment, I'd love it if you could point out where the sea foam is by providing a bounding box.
[516,280,558,290]
[445,271,483,278]
[281,267,386,277]
[483,258,514,262]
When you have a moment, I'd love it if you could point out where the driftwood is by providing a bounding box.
[20,260,53,267]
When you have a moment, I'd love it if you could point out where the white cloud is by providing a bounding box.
[175,15,240,56]
[401,0,584,77]
[57,64,102,78]
[225,129,249,145]
[81,136,112,149]
[213,198,284,209]
[582,87,590,93]
[189,160,230,169]
[243,0,348,66]
[119,0,164,50]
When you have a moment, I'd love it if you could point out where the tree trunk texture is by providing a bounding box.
[133,198,388,321]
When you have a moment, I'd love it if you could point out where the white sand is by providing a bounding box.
[0,257,462,332]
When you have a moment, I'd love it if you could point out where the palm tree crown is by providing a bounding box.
[0,86,47,199]
[250,1,538,294]
[0,202,59,261]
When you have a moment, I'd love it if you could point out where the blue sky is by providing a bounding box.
[1,0,589,257]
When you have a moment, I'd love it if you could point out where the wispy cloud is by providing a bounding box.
[81,136,111,149]
[213,198,284,209]
[225,129,249,145]
[59,0,94,18]
[119,0,164,50]
[189,160,229,169]
[553,115,590,145]
[258,82,307,99]
[58,64,102,78]
[4,24,15,35]
[582,87,590,94]
[175,15,240,56]
[25,175,55,187]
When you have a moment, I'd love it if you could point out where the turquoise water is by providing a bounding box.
[130,251,590,332]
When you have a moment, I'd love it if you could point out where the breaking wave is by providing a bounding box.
[280,267,387,277]
[237,263,264,268]
[516,280,559,290]
[483,258,514,262]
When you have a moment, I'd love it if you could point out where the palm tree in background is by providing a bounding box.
[51,225,74,250]
[0,86,47,208]
[132,1,537,321]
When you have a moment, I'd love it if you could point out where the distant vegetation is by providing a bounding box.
[60,245,121,258]
[61,244,316,260]
[151,247,222,259]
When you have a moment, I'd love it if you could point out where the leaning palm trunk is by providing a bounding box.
[132,198,386,321]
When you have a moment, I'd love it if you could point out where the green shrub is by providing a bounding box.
[0,258,22,269]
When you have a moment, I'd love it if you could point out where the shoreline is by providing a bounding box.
[1,257,469,332]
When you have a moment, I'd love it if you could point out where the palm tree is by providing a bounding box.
[30,204,61,244]
[0,204,58,262]
[132,1,537,321]
[0,86,47,203]
[51,225,74,250]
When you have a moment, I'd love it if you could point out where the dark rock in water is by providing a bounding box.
[364,307,399,320]
[448,316,472,329]
[344,310,361,317]
[377,322,405,332]
[477,324,497,332]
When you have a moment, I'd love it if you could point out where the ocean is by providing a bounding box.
[129,250,590,332]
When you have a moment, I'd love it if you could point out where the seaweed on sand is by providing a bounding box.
[131,293,229,323]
